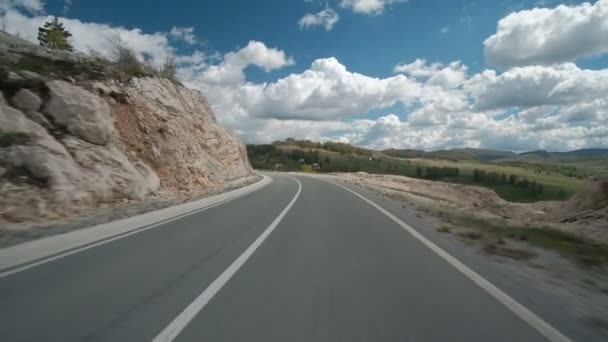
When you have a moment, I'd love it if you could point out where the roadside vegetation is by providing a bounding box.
[247,138,606,202]
[438,214,608,267]
[0,18,179,83]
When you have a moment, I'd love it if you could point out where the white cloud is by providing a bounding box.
[394,58,443,77]
[181,40,608,150]
[299,8,340,31]
[170,26,197,45]
[485,0,608,68]
[440,27,449,34]
[395,59,468,89]
[63,0,71,13]
[339,0,408,15]
[198,40,294,86]
[0,0,44,14]
[469,63,608,111]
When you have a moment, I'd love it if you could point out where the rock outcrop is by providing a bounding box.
[0,33,253,229]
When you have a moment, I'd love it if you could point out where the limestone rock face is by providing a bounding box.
[0,77,252,228]
[45,80,114,145]
[0,31,252,230]
[113,77,252,193]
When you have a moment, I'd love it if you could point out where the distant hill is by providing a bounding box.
[500,149,608,163]
[554,149,608,158]
[247,139,592,202]
[383,148,516,162]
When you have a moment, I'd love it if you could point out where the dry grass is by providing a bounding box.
[482,242,537,260]
[437,223,453,233]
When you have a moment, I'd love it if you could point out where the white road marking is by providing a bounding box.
[152,177,302,342]
[0,177,271,279]
[325,178,571,342]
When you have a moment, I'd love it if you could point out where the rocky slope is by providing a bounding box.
[0,32,253,231]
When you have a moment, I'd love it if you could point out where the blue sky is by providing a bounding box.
[2,0,608,151]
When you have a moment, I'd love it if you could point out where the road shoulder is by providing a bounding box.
[0,175,271,275]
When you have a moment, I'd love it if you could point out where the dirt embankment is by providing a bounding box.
[337,173,608,245]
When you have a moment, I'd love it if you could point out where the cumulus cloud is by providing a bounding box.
[339,0,408,15]
[395,59,468,89]
[469,63,608,111]
[248,57,423,120]
[183,39,607,150]
[299,8,340,31]
[170,26,197,45]
[394,58,443,77]
[198,41,294,86]
[484,0,608,68]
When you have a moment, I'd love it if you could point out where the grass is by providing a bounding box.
[5,55,107,80]
[453,215,608,267]
[482,242,537,260]
[437,223,453,233]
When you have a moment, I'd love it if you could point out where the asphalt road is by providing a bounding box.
[0,174,563,341]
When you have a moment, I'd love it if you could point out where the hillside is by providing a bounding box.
[247,139,607,202]
[0,32,253,230]
[383,147,516,162]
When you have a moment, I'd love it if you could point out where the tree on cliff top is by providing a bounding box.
[38,17,73,51]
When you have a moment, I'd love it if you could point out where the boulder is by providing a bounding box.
[24,111,52,129]
[19,70,43,80]
[44,80,113,145]
[0,103,47,138]
[12,88,42,113]
[61,137,159,201]
[11,89,52,128]
[0,103,86,202]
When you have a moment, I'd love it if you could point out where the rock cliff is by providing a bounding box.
[0,32,253,229]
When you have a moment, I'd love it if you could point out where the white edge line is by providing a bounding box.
[0,176,272,279]
[152,176,302,342]
[314,176,571,342]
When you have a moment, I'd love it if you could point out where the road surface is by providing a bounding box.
[0,174,569,341]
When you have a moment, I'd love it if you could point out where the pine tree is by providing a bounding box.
[38,17,73,51]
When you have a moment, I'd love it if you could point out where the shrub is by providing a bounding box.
[159,55,177,80]
[301,164,313,172]
[108,36,149,77]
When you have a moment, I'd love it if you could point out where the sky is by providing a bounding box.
[2,0,608,151]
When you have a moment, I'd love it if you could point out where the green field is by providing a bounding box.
[248,140,607,203]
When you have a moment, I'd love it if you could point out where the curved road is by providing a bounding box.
[0,174,569,341]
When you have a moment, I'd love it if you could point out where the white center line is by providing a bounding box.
[152,176,302,342]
